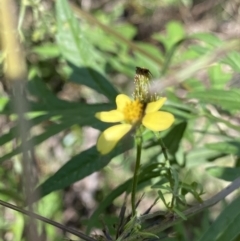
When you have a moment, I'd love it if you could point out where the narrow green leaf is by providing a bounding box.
[0,97,9,113]
[154,21,185,52]
[36,136,134,201]
[186,147,222,167]
[68,63,118,102]
[0,129,15,146]
[56,0,117,100]
[172,207,187,220]
[163,122,187,155]
[197,196,240,241]
[190,33,222,47]
[158,190,168,207]
[145,122,187,156]
[206,141,240,156]
[32,43,60,59]
[206,167,240,181]
[0,119,77,163]
[0,114,52,146]
[187,89,240,111]
[215,213,240,241]
[87,166,160,233]
[223,51,240,72]
[208,64,232,89]
[37,146,112,198]
[27,77,64,104]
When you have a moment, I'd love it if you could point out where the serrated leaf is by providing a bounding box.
[206,167,240,181]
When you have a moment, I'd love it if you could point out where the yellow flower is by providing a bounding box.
[95,94,174,155]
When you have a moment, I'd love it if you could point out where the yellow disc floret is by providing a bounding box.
[123,99,143,124]
[95,93,174,155]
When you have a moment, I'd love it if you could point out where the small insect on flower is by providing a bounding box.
[95,67,175,155]
[95,94,174,155]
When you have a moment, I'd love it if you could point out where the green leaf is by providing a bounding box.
[0,102,111,163]
[115,23,137,39]
[32,43,60,59]
[56,0,97,67]
[36,146,112,198]
[197,195,240,241]
[190,33,222,47]
[36,135,134,200]
[206,167,240,181]
[158,190,168,207]
[68,63,118,101]
[56,0,117,101]
[187,89,240,111]
[188,45,209,56]
[186,147,222,167]
[0,77,117,163]
[0,114,52,147]
[215,213,240,241]
[0,97,9,113]
[0,130,15,146]
[223,51,240,72]
[0,119,77,164]
[163,122,187,155]
[154,21,185,52]
[208,64,232,89]
[206,141,240,156]
[145,122,187,156]
[172,207,187,220]
[87,164,160,233]
[185,78,205,91]
[27,77,65,105]
[87,179,132,234]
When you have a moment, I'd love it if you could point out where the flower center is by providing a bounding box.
[123,100,143,124]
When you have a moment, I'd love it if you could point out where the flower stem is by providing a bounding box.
[131,134,142,216]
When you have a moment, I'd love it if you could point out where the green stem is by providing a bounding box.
[131,135,142,216]
[158,138,168,161]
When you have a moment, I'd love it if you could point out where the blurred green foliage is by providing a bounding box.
[0,0,240,240]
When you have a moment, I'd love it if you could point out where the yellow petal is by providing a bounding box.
[97,124,132,155]
[116,94,131,112]
[145,98,167,113]
[142,111,174,132]
[95,110,124,123]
